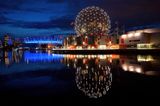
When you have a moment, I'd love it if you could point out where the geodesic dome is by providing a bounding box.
[75,6,111,36]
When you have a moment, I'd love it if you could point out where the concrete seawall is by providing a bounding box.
[52,49,160,55]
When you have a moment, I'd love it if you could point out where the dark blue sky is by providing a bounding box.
[0,0,160,37]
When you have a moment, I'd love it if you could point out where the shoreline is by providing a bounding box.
[1,48,160,55]
[52,49,160,55]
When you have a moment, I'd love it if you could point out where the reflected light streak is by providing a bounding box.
[25,40,62,44]
[24,51,64,62]
[137,55,154,62]
[122,63,143,74]
[98,55,107,59]
[129,66,134,72]
[135,67,142,73]
[122,64,128,71]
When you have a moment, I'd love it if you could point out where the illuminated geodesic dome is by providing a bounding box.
[75,65,112,98]
[75,6,111,36]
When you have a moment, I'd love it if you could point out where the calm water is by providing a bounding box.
[0,50,160,104]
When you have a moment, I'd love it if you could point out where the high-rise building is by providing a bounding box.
[3,34,13,49]
[0,40,2,48]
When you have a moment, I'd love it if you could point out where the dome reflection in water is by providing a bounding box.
[64,55,112,98]
[76,65,112,98]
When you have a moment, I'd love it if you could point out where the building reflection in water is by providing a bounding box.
[3,49,22,66]
[24,50,64,63]
[12,49,22,63]
[120,55,160,76]
[62,54,160,98]
[4,51,10,66]
[62,55,113,98]
[2,49,160,76]
[76,65,112,98]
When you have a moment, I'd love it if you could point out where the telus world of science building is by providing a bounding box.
[119,26,160,49]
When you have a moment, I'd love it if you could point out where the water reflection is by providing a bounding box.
[24,50,64,63]
[1,50,160,76]
[62,55,112,98]
[76,65,112,98]
[137,55,154,62]
[120,55,160,75]
[1,50,160,98]
[2,50,22,66]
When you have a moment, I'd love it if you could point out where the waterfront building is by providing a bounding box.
[119,28,160,49]
[63,35,77,49]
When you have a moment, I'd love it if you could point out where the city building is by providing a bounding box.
[63,35,77,49]
[119,28,160,49]
[0,40,2,48]
[13,38,22,48]
[63,34,119,50]
[98,36,108,49]
[82,35,98,49]
[3,34,13,49]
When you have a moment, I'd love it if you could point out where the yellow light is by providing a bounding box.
[129,66,134,72]
[121,34,126,39]
[83,59,87,64]
[137,43,153,49]
[122,64,128,71]
[135,67,142,73]
[110,45,119,49]
[86,65,88,69]
[87,46,90,49]
[48,45,51,48]
[76,46,82,50]
[99,55,106,59]
[88,55,91,59]
[99,45,106,49]
[137,55,154,62]
[81,28,86,33]
[91,55,95,58]
[135,32,141,37]
[128,33,133,38]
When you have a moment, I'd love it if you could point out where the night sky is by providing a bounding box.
[0,0,160,37]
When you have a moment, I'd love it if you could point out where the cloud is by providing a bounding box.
[0,11,74,36]
[14,18,74,30]
[0,0,160,37]
[0,0,24,12]
[0,15,8,24]
[0,14,74,31]
[47,0,65,3]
